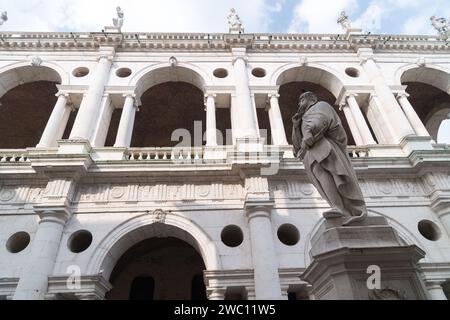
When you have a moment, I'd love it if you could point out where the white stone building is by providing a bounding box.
[0,21,450,300]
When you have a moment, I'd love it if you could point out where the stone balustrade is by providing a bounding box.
[0,150,29,163]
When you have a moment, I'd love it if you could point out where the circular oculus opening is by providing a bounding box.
[213,68,228,79]
[68,230,93,253]
[277,224,300,246]
[6,232,31,253]
[345,67,360,78]
[252,68,267,78]
[116,67,132,78]
[221,225,244,248]
[418,220,441,241]
[72,67,90,78]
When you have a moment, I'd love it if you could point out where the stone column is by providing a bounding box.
[426,281,447,300]
[208,287,226,300]
[70,48,114,141]
[13,210,70,300]
[358,48,415,143]
[346,94,377,145]
[92,94,114,147]
[340,104,364,146]
[267,94,289,146]
[114,94,137,148]
[37,93,72,148]
[245,201,282,300]
[231,50,259,139]
[205,94,218,147]
[397,92,431,137]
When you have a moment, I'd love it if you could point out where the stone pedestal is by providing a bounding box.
[302,217,428,300]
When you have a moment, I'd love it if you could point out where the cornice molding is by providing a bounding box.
[0,32,449,53]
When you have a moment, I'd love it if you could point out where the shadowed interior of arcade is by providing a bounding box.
[106,237,207,300]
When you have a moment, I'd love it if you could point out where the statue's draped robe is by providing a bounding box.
[293,101,366,217]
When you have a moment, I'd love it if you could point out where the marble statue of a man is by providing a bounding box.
[292,92,367,226]
[113,7,124,29]
[337,10,351,30]
[0,11,7,26]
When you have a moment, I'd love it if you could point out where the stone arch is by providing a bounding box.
[399,65,450,142]
[87,212,221,282]
[270,63,356,145]
[396,64,450,93]
[271,63,345,98]
[0,61,68,98]
[130,62,210,99]
[303,209,426,267]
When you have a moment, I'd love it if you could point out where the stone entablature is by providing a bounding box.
[0,31,449,53]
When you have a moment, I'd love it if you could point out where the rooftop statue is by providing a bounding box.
[292,92,367,226]
[228,8,244,33]
[113,6,124,30]
[0,11,8,26]
[430,16,449,39]
[337,10,351,31]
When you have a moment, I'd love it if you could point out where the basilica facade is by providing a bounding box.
[0,18,450,300]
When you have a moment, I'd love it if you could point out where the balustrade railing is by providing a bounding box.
[347,146,370,158]
[125,147,204,161]
[0,150,29,163]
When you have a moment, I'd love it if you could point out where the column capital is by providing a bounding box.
[396,91,410,100]
[204,93,217,99]
[244,200,274,220]
[268,93,280,100]
[207,287,227,300]
[338,92,358,108]
[123,93,136,99]
[357,48,375,65]
[55,91,70,99]
[37,209,72,226]
[97,54,115,62]
[232,55,248,66]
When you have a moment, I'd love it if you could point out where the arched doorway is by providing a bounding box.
[401,66,450,143]
[0,66,74,148]
[271,66,357,146]
[107,237,206,300]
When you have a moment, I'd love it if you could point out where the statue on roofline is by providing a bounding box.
[113,6,124,30]
[430,16,450,39]
[337,10,352,31]
[228,8,244,33]
[0,11,8,26]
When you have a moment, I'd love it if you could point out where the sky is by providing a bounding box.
[0,0,450,35]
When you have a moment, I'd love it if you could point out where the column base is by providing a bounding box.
[302,216,428,300]
[235,137,265,153]
[57,139,92,155]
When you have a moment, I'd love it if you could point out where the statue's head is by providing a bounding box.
[298,91,318,114]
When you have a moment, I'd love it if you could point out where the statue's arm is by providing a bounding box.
[302,114,330,148]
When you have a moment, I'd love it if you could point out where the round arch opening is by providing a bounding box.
[263,66,361,146]
[104,223,209,300]
[0,65,65,149]
[401,67,450,143]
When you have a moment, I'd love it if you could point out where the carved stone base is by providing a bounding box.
[302,217,428,300]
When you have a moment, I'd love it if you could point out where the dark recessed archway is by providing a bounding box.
[106,237,206,300]
[404,82,450,142]
[0,81,58,148]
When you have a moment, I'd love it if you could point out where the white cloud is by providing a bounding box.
[0,0,279,33]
